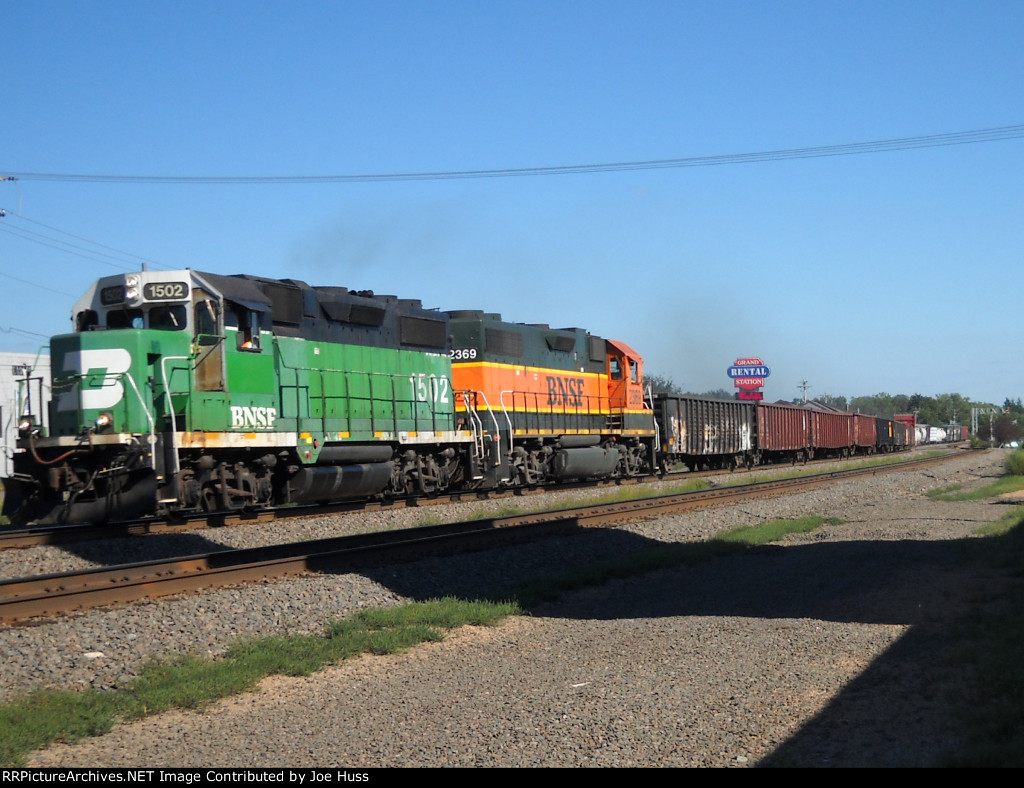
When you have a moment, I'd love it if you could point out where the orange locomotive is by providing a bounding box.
[445,310,657,488]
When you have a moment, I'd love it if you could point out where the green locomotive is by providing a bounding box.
[4,270,481,523]
[4,269,657,524]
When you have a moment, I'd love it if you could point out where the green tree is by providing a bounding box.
[978,414,1023,446]
[688,388,738,400]
[643,373,684,395]
[818,393,849,411]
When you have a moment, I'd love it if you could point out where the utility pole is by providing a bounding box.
[797,380,811,403]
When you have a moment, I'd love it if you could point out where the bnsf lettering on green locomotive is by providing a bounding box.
[230,406,278,429]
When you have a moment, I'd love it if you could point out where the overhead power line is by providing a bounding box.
[0,211,172,271]
[2,124,1023,185]
[0,270,74,297]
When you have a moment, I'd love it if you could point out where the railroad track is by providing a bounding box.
[0,451,966,625]
[0,448,939,551]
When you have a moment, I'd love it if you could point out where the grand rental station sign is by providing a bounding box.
[728,357,770,401]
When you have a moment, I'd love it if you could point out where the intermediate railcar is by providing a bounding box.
[653,395,755,471]
[754,402,812,464]
[875,417,903,452]
[853,414,878,453]
[806,405,855,458]
[446,311,657,487]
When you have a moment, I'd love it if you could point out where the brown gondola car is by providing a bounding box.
[806,404,855,458]
[853,414,878,453]
[755,402,812,464]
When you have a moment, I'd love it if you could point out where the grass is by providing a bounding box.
[973,507,1024,537]
[426,450,924,528]
[715,515,844,545]
[928,475,1024,502]
[0,597,521,766]
[1005,449,1024,477]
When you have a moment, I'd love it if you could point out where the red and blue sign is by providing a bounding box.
[728,363,771,379]
[729,357,770,393]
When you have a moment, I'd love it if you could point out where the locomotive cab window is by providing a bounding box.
[76,309,99,332]
[630,360,639,384]
[150,304,187,331]
[235,307,261,351]
[609,357,622,380]
[193,298,221,343]
[107,308,144,329]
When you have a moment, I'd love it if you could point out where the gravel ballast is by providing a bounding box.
[9,449,1018,767]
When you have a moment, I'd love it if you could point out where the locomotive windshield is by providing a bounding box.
[101,305,186,331]
[150,304,187,331]
[106,308,144,329]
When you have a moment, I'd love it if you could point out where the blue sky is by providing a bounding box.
[2,1,1022,405]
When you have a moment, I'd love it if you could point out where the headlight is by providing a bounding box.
[17,415,37,437]
[125,275,140,303]
[95,412,113,430]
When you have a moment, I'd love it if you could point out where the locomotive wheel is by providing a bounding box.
[200,486,219,513]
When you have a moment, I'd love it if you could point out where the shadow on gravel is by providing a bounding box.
[352,523,1016,767]
[53,531,245,567]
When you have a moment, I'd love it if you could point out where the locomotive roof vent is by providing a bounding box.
[544,333,577,352]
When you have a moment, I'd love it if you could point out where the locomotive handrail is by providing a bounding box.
[456,390,483,448]
[472,390,506,473]
[500,389,611,435]
[119,372,157,469]
[645,383,660,454]
[455,390,497,475]
[159,355,192,483]
[272,352,453,440]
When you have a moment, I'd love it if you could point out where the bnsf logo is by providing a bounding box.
[546,376,586,407]
[231,406,277,429]
[57,348,133,412]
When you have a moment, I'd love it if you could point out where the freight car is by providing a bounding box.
[3,269,657,525]
[652,395,754,471]
[915,424,969,444]
[652,395,910,472]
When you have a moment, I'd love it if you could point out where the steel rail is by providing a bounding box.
[0,450,968,624]
[0,449,947,551]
